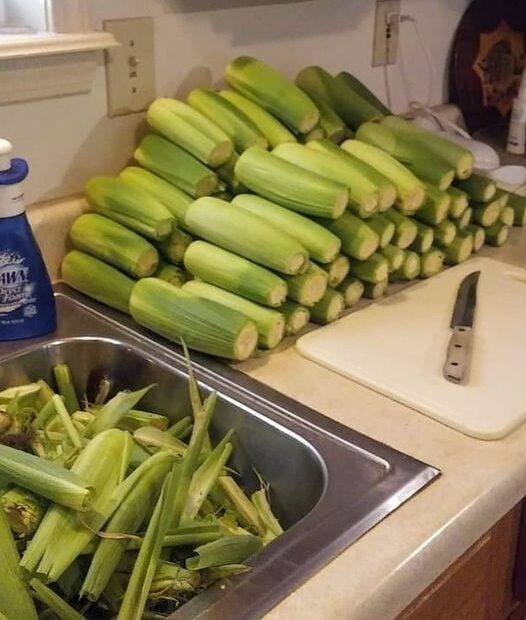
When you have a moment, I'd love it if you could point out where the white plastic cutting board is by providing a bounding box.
[297,258,526,440]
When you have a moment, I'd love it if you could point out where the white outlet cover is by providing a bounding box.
[372,0,401,67]
[104,17,156,117]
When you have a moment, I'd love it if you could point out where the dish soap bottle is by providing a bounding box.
[0,139,56,340]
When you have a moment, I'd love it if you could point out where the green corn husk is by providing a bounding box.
[146,98,233,168]
[154,262,188,288]
[85,385,152,437]
[227,57,320,134]
[465,224,486,252]
[283,262,328,307]
[390,250,421,281]
[446,185,469,218]
[0,508,38,619]
[442,234,473,264]
[367,214,395,248]
[135,134,219,198]
[21,429,132,582]
[85,176,174,241]
[119,167,193,231]
[485,222,510,247]
[299,123,326,143]
[362,278,388,299]
[70,213,160,278]
[117,410,170,433]
[318,212,379,260]
[61,251,134,315]
[314,97,346,143]
[52,395,83,449]
[182,431,233,521]
[235,146,348,220]
[53,364,79,414]
[188,88,268,152]
[335,71,391,115]
[349,252,389,283]
[30,579,84,620]
[414,184,451,225]
[149,561,201,598]
[183,280,285,350]
[81,451,174,601]
[418,247,445,278]
[220,90,297,148]
[133,427,187,457]
[433,220,457,247]
[280,300,310,335]
[325,254,351,287]
[252,487,283,541]
[0,486,45,537]
[0,444,93,511]
[216,151,245,193]
[218,476,265,536]
[130,278,258,362]
[379,244,405,273]
[186,534,263,570]
[184,239,288,308]
[310,288,345,324]
[409,221,434,253]
[337,276,364,307]
[157,229,193,265]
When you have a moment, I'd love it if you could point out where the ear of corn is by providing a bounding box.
[232,193,341,263]
[337,276,364,307]
[272,142,378,218]
[350,253,389,283]
[129,278,258,361]
[380,244,405,273]
[156,228,193,265]
[324,254,351,287]
[433,220,457,247]
[318,212,379,260]
[390,250,421,281]
[418,247,445,278]
[307,139,396,211]
[185,196,308,275]
[61,251,134,315]
[184,240,287,308]
[234,146,348,219]
[70,214,159,278]
[220,90,297,148]
[362,278,388,299]
[135,134,219,198]
[153,261,188,287]
[506,191,526,225]
[119,167,193,230]
[335,71,391,116]
[216,151,245,193]
[410,221,434,254]
[446,185,469,218]
[367,214,395,248]
[280,300,310,335]
[85,176,174,241]
[485,222,510,246]
[227,56,320,134]
[283,262,328,307]
[414,185,451,226]
[500,205,514,226]
[188,88,268,152]
[381,116,474,179]
[147,98,233,167]
[183,280,285,350]
[341,140,424,213]
[310,288,345,324]
[451,205,472,231]
[465,224,486,251]
[471,199,501,227]
[442,234,473,264]
[454,172,496,202]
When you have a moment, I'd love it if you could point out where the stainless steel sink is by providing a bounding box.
[0,287,440,619]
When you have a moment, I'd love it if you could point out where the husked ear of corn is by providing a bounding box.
[232,193,341,263]
[220,89,297,148]
[70,214,159,278]
[310,288,345,324]
[61,251,134,315]
[183,280,285,350]
[336,71,391,116]
[147,98,233,167]
[134,134,219,198]
[156,228,193,265]
[184,240,287,308]
[226,56,320,134]
[130,278,258,360]
[235,146,348,219]
[188,88,268,152]
[119,167,193,229]
[318,212,379,260]
[185,197,308,275]
[280,300,310,335]
[283,262,328,307]
[85,176,174,241]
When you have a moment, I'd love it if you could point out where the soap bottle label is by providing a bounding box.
[0,250,35,316]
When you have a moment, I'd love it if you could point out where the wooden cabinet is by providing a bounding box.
[398,502,526,620]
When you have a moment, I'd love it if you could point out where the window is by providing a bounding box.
[0,0,90,36]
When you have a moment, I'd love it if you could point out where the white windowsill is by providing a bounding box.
[0,31,119,60]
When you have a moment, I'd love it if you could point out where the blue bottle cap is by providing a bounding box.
[0,158,29,186]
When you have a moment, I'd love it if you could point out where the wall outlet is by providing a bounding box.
[372,0,401,67]
[104,16,156,117]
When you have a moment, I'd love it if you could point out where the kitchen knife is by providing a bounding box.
[443,270,480,384]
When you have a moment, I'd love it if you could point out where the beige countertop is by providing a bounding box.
[29,198,526,620]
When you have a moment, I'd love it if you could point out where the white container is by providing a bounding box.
[507,97,526,155]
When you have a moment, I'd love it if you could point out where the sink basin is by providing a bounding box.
[0,287,439,619]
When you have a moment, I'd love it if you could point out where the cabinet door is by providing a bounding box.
[398,503,523,620]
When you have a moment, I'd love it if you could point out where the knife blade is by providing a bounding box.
[443,270,480,384]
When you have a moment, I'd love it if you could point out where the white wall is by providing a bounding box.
[0,0,469,205]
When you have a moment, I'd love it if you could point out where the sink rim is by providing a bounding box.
[0,287,440,619]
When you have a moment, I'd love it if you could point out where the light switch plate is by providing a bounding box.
[103,17,156,117]
[372,0,401,67]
